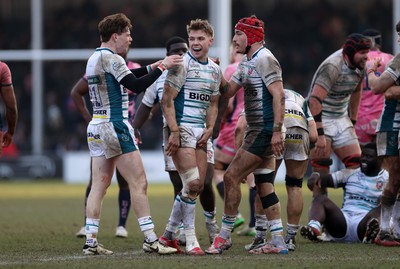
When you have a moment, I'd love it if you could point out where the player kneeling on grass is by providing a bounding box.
[301,142,388,243]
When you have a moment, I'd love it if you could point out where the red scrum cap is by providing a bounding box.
[235,15,265,46]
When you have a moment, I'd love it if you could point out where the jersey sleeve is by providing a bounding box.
[106,54,132,82]
[165,64,187,92]
[313,63,339,91]
[231,66,243,87]
[303,100,314,122]
[256,55,282,87]
[142,81,159,108]
[211,67,222,96]
[331,168,357,188]
[385,54,400,85]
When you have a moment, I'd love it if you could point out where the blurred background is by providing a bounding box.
[0,0,397,181]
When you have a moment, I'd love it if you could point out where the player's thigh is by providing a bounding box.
[226,148,262,183]
[334,143,361,161]
[115,151,146,187]
[285,159,308,178]
[173,147,197,172]
[91,156,115,188]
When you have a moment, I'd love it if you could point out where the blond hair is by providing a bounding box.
[186,19,214,38]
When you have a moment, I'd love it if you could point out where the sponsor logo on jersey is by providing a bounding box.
[87,132,100,139]
[189,92,210,101]
[87,75,101,85]
[93,110,107,115]
[285,133,303,140]
[285,109,305,117]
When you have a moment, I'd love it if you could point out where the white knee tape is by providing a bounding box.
[254,168,274,175]
[180,167,200,185]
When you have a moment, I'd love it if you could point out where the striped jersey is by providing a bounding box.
[231,46,283,133]
[332,168,388,215]
[142,71,167,124]
[376,53,400,131]
[165,51,221,127]
[284,89,313,131]
[308,49,365,118]
[86,48,132,123]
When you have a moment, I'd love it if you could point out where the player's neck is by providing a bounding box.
[246,43,263,59]
[100,42,117,54]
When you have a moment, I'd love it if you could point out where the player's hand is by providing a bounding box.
[2,131,12,148]
[210,57,220,65]
[366,57,381,73]
[162,55,183,69]
[307,172,320,191]
[314,135,326,158]
[149,60,163,70]
[165,131,180,156]
[197,128,212,148]
[271,131,284,157]
[134,128,142,144]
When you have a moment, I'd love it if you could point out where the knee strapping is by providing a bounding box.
[254,172,275,185]
[342,154,360,168]
[180,167,199,185]
[285,175,303,188]
[260,192,279,209]
[311,158,333,169]
[254,168,274,175]
[179,167,199,197]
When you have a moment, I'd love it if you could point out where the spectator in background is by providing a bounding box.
[354,29,393,145]
[0,61,18,156]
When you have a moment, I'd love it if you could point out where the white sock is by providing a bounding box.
[85,218,100,246]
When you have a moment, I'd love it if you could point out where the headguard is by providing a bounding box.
[342,33,371,66]
[235,16,264,53]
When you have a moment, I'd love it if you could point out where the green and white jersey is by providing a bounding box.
[165,51,221,128]
[376,54,400,131]
[284,89,312,131]
[231,46,282,133]
[308,49,364,119]
[86,48,131,123]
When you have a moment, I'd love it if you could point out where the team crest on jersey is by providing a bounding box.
[189,61,200,69]
[212,71,218,81]
[121,133,130,142]
[376,180,384,190]
[113,61,125,71]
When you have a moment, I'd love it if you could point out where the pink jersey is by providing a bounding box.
[126,61,141,123]
[0,61,12,86]
[355,50,393,144]
[216,61,244,157]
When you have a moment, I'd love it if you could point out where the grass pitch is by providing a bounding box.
[0,180,398,269]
